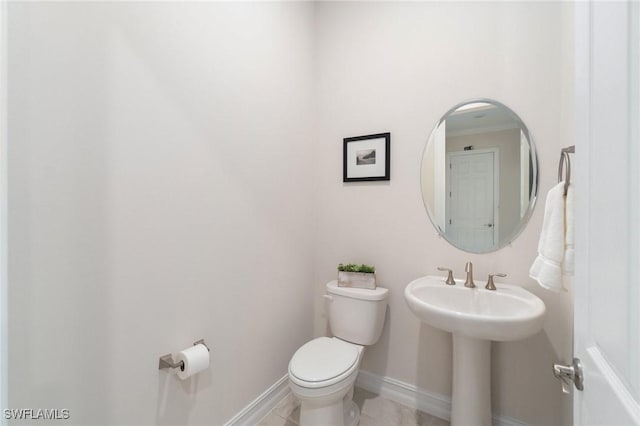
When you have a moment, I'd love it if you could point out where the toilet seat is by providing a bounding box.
[288,337,362,389]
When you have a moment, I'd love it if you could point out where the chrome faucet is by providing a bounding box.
[464,262,475,288]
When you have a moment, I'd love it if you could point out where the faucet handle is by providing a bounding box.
[485,273,507,290]
[437,267,456,285]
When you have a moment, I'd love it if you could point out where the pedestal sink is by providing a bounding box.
[404,275,546,426]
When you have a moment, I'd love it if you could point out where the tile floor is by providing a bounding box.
[258,387,450,426]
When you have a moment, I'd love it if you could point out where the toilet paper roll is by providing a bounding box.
[176,344,210,380]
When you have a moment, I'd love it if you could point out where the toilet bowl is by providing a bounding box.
[288,281,388,426]
[289,337,364,426]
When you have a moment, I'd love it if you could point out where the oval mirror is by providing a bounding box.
[421,99,538,253]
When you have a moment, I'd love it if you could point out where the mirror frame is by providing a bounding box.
[421,98,539,253]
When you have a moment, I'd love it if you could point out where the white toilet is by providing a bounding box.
[288,281,388,426]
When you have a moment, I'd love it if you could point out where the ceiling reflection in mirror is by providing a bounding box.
[421,100,538,253]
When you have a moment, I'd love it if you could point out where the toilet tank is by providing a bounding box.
[326,281,388,346]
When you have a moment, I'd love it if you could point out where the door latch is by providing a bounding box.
[553,357,584,393]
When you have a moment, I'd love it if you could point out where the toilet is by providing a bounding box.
[288,281,388,426]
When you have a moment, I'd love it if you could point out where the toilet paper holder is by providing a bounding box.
[158,339,210,371]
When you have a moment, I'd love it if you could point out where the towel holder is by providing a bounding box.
[558,145,575,196]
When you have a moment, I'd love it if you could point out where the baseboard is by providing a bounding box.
[223,374,289,426]
[356,370,529,426]
[355,370,452,422]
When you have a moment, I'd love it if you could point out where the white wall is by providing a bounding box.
[313,2,574,425]
[0,0,8,419]
[7,2,315,425]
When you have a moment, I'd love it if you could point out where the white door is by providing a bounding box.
[572,2,640,424]
[446,149,498,252]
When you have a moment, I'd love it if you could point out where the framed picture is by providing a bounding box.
[343,132,391,182]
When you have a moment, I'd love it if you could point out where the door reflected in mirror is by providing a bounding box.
[421,100,538,253]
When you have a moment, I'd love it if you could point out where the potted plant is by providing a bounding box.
[337,263,376,289]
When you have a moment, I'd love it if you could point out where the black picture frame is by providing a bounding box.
[343,132,391,182]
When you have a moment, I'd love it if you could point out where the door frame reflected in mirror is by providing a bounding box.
[420,99,539,253]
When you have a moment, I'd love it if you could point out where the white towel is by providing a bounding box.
[564,183,574,274]
[529,181,574,292]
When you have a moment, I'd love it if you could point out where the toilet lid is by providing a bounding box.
[289,337,359,383]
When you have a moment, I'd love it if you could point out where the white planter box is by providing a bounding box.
[337,271,376,289]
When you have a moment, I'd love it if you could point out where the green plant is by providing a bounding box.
[337,263,375,274]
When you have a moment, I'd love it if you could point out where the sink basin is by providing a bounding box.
[405,275,546,426]
[405,275,545,341]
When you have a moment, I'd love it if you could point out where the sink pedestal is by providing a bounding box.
[451,334,491,426]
